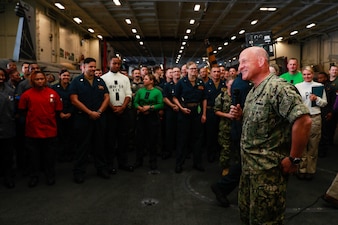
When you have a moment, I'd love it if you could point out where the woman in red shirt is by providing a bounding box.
[18,71,63,187]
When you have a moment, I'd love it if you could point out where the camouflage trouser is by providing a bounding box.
[238,167,288,225]
[218,130,231,168]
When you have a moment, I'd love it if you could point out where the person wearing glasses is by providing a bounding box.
[173,61,207,173]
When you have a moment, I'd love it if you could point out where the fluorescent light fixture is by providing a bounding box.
[125,19,132,24]
[276,37,283,42]
[139,41,143,45]
[184,35,188,39]
[73,17,82,24]
[260,7,277,11]
[251,20,258,25]
[239,29,245,34]
[224,42,229,46]
[88,28,94,33]
[218,46,222,50]
[113,0,121,6]
[182,41,186,45]
[194,4,200,11]
[190,19,195,25]
[97,35,103,40]
[136,35,140,39]
[54,3,65,10]
[306,23,316,29]
[132,28,137,33]
[186,29,191,34]
[231,35,236,40]
[290,30,298,35]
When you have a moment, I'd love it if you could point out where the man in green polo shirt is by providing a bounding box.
[280,58,303,84]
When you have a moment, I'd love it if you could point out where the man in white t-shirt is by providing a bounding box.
[101,56,134,174]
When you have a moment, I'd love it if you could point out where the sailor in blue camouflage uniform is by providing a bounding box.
[230,47,312,225]
[173,61,207,173]
[204,66,226,163]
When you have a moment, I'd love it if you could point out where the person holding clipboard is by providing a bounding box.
[295,66,328,180]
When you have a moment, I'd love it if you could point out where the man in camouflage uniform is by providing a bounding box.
[230,46,312,225]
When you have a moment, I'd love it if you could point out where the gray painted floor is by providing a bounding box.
[1,130,337,225]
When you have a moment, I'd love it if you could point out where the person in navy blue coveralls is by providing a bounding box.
[69,57,110,184]
[204,66,226,162]
[52,69,75,162]
[173,61,207,173]
[162,67,181,159]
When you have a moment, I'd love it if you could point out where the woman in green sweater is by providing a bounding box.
[133,74,164,170]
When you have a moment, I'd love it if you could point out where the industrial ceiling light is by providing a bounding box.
[97,35,103,40]
[88,28,94,33]
[189,19,195,25]
[54,3,65,10]
[260,7,277,11]
[306,23,316,29]
[73,17,82,24]
[125,19,131,24]
[194,4,200,11]
[113,0,121,6]
[132,28,137,33]
[251,20,258,25]
[239,29,245,34]
[290,30,298,35]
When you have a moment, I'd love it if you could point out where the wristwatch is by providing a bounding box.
[289,156,301,165]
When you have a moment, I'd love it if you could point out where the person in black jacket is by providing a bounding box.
[0,68,16,188]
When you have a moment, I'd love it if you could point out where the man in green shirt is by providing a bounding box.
[280,58,303,84]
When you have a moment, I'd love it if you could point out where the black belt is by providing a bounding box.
[184,102,199,108]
